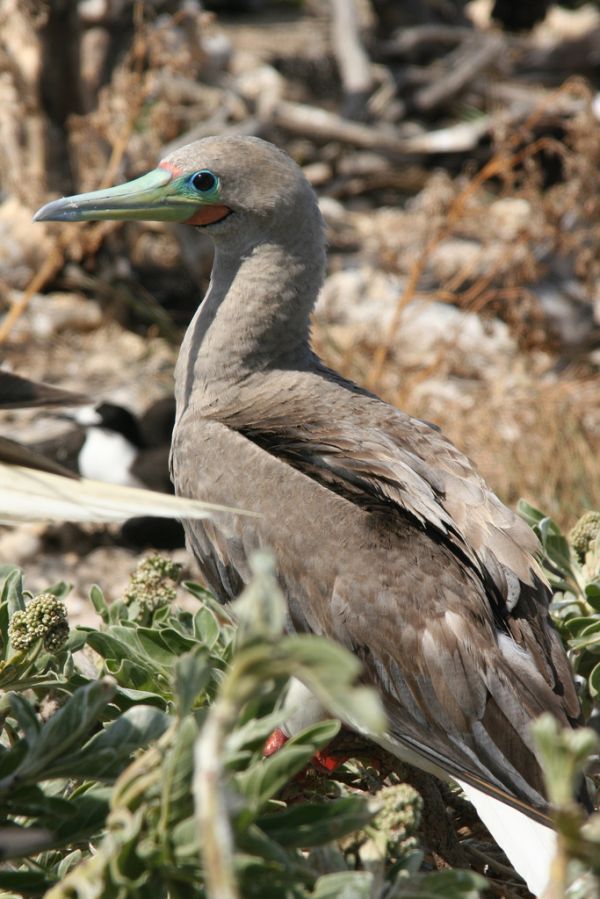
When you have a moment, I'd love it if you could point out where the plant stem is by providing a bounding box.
[194,695,240,899]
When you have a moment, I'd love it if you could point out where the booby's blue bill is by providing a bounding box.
[33,164,232,226]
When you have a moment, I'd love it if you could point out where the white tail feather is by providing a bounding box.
[458,780,556,897]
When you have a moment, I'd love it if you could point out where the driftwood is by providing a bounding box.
[377,24,477,59]
[412,34,505,112]
[271,99,492,156]
[330,0,373,120]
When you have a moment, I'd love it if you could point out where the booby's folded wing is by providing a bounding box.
[328,570,559,820]
[227,371,541,597]
[209,379,581,793]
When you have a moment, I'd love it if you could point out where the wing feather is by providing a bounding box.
[172,376,582,821]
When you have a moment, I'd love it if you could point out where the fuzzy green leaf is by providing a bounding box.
[1,567,25,614]
[8,693,41,745]
[0,678,116,790]
[259,795,376,847]
[43,705,170,780]
[584,582,600,612]
[174,649,211,717]
[89,584,110,624]
[589,661,600,699]
[161,716,198,825]
[193,606,221,649]
[517,500,546,527]
[52,786,112,843]
[312,871,374,899]
[277,637,386,736]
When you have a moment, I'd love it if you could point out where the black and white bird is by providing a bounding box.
[37,403,146,488]
[31,398,184,547]
[0,370,230,529]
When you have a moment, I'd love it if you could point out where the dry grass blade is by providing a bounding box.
[0,464,252,524]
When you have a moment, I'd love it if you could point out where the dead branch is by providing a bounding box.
[330,0,373,120]
[271,99,491,156]
[413,34,505,112]
[377,24,477,60]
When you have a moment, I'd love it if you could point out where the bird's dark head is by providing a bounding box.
[70,403,144,448]
[33,136,320,253]
[95,403,144,447]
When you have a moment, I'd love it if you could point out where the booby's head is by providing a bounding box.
[34,136,321,253]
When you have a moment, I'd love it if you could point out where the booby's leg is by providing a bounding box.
[263,677,349,772]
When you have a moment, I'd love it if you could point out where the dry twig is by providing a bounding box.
[330,0,373,120]
[413,34,504,112]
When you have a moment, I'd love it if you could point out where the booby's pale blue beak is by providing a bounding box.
[33,167,230,226]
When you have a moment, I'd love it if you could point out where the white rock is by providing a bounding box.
[318,196,348,226]
[411,377,476,413]
[0,524,43,564]
[532,279,595,349]
[316,267,402,330]
[0,197,52,289]
[316,267,517,379]
[429,238,484,282]
[397,300,516,378]
[487,198,532,241]
[235,64,284,117]
[6,292,103,340]
[201,31,233,74]
[430,235,531,283]
[77,0,107,24]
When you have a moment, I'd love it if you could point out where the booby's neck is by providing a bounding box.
[175,212,326,414]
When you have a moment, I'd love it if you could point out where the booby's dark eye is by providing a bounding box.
[190,170,217,193]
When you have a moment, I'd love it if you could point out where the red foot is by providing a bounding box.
[312,749,349,773]
[263,728,349,773]
[263,728,289,757]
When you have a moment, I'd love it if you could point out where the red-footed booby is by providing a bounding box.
[35,136,588,895]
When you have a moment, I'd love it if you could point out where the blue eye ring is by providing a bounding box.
[190,170,218,193]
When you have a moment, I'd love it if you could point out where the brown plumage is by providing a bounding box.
[34,136,586,893]
[173,366,578,820]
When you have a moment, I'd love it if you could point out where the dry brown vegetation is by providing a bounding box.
[1,0,599,563]
[1,4,600,897]
[318,85,600,524]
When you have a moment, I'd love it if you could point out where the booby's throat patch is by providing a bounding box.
[185,205,232,226]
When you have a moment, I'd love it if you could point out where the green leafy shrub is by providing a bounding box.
[518,503,600,895]
[518,502,600,718]
[0,555,485,899]
[2,502,599,899]
[8,593,69,653]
